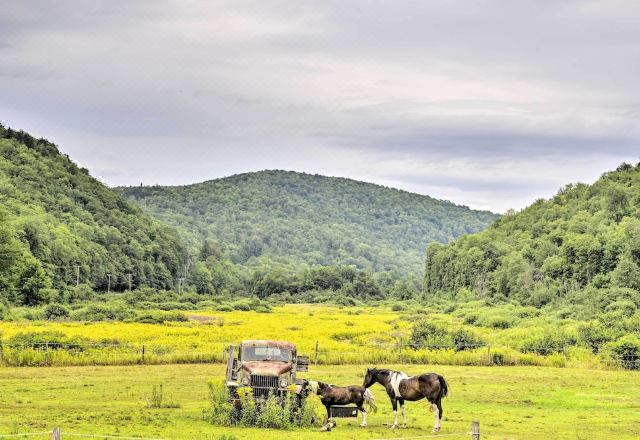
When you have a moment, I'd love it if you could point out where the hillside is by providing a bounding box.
[118,170,498,275]
[425,163,640,312]
[0,125,185,304]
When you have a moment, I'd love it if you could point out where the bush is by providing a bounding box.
[578,322,612,353]
[463,313,478,325]
[391,304,405,312]
[231,299,252,311]
[215,304,234,312]
[335,296,357,307]
[70,303,135,322]
[607,335,640,370]
[43,303,70,320]
[520,330,577,355]
[409,321,483,351]
[178,293,202,304]
[205,381,319,429]
[135,311,188,324]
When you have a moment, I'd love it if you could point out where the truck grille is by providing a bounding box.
[251,375,279,398]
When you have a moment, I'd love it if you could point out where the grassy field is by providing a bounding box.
[0,363,638,440]
[0,305,615,368]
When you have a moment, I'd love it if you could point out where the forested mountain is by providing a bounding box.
[425,163,640,310]
[0,125,186,305]
[118,171,498,275]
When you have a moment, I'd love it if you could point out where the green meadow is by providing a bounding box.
[0,363,638,440]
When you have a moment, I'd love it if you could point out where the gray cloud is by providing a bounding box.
[1,0,639,213]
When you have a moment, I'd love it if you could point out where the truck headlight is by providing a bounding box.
[241,377,250,386]
[280,378,288,388]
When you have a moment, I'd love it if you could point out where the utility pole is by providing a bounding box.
[127,273,133,291]
[178,277,185,295]
[76,265,80,287]
[107,274,112,294]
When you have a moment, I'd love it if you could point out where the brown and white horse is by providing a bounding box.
[313,381,377,431]
[363,368,448,432]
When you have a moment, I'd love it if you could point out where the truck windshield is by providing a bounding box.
[242,346,292,362]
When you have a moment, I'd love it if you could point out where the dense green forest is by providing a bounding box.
[0,125,186,304]
[425,162,640,314]
[118,171,498,275]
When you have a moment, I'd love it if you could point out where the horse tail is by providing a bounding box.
[363,388,378,413]
[438,375,448,399]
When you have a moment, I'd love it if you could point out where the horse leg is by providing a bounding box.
[399,398,407,428]
[358,405,367,427]
[390,399,399,429]
[429,400,441,433]
[435,398,443,432]
[320,405,332,432]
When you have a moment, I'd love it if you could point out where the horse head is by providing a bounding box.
[363,367,379,388]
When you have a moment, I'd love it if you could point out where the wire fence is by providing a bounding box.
[0,339,638,369]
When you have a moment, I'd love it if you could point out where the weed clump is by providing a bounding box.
[205,381,320,430]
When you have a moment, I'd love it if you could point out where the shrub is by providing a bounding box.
[335,296,357,307]
[520,330,577,355]
[215,304,234,312]
[43,303,70,320]
[70,303,135,322]
[196,300,218,309]
[578,322,612,353]
[409,321,483,351]
[231,299,252,311]
[135,311,187,324]
[483,315,514,329]
[391,304,405,312]
[607,335,640,370]
[463,313,478,325]
[604,300,637,318]
[178,293,201,304]
[205,381,319,429]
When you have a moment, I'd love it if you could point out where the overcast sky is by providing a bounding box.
[2,1,639,212]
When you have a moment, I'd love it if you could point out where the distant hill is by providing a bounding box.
[118,170,498,275]
[425,163,640,309]
[0,125,185,304]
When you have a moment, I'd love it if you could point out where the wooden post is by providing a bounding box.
[314,340,319,366]
[45,342,49,366]
[51,427,61,440]
[487,344,491,366]
[471,421,480,440]
[0,337,3,364]
[141,345,145,364]
[399,341,404,364]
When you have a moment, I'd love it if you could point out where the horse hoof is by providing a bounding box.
[401,424,407,429]
[390,424,398,430]
[360,423,367,428]
[432,427,441,433]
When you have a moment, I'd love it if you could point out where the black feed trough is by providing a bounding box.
[330,405,359,418]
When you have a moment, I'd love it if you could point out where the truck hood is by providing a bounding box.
[242,362,292,376]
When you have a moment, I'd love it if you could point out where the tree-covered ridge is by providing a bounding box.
[425,163,640,310]
[118,170,498,275]
[0,125,186,304]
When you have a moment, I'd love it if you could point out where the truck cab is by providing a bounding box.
[226,340,310,400]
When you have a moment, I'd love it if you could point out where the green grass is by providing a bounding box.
[0,364,638,439]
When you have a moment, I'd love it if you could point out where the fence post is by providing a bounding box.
[45,342,49,366]
[487,344,491,366]
[141,345,145,364]
[51,427,61,440]
[399,342,404,364]
[314,340,319,366]
[0,337,3,364]
[471,421,480,440]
